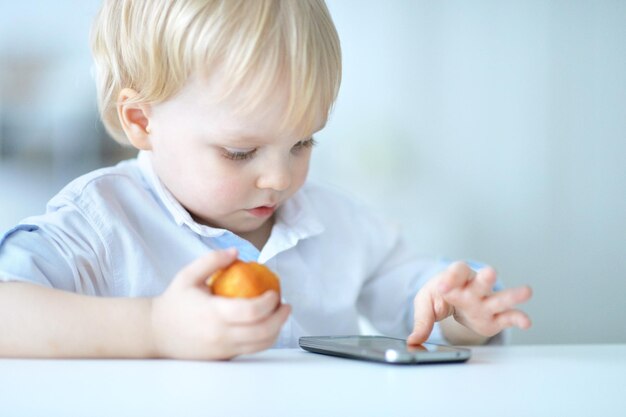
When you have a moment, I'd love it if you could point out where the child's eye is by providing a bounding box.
[220,138,315,161]
[221,147,257,161]
[291,137,317,154]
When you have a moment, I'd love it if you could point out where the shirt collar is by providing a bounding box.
[136,151,325,244]
[258,188,325,263]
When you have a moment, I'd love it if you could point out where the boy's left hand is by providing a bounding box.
[407,261,533,345]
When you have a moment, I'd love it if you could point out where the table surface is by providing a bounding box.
[1,344,625,417]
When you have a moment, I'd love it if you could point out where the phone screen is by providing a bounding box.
[324,336,447,352]
[299,336,471,364]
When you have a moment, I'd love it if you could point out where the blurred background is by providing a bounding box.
[1,1,624,345]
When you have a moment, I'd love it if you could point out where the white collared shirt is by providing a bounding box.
[0,151,504,347]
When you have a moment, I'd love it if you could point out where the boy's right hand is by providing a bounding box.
[149,249,291,360]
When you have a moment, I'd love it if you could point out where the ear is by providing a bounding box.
[117,88,153,151]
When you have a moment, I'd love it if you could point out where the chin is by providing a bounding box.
[235,217,273,232]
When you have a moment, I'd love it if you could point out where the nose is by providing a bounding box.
[255,157,292,191]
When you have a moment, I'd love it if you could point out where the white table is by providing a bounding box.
[1,344,624,417]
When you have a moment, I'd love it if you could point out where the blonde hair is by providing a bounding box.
[90,0,342,144]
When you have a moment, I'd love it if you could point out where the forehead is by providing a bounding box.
[165,73,327,141]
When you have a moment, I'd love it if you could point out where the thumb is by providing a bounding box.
[171,248,238,290]
[406,292,436,345]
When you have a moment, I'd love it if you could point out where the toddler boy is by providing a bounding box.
[0,0,531,360]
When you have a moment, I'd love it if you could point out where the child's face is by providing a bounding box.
[145,74,325,239]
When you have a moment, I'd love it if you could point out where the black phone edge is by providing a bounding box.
[299,343,471,365]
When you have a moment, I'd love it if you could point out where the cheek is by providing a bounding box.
[196,165,251,204]
[211,178,244,201]
[164,156,244,211]
[291,157,311,189]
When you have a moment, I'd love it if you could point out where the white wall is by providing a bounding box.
[313,0,626,344]
[1,1,624,344]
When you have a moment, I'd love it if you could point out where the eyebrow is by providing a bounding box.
[219,122,327,144]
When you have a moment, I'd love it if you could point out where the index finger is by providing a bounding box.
[172,248,238,290]
[213,290,281,324]
[407,290,438,345]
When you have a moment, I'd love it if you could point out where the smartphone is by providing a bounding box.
[299,335,471,365]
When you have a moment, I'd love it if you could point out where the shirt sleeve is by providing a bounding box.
[355,208,508,345]
[355,228,450,344]
[0,204,113,295]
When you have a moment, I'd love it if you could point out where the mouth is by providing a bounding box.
[246,205,277,218]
